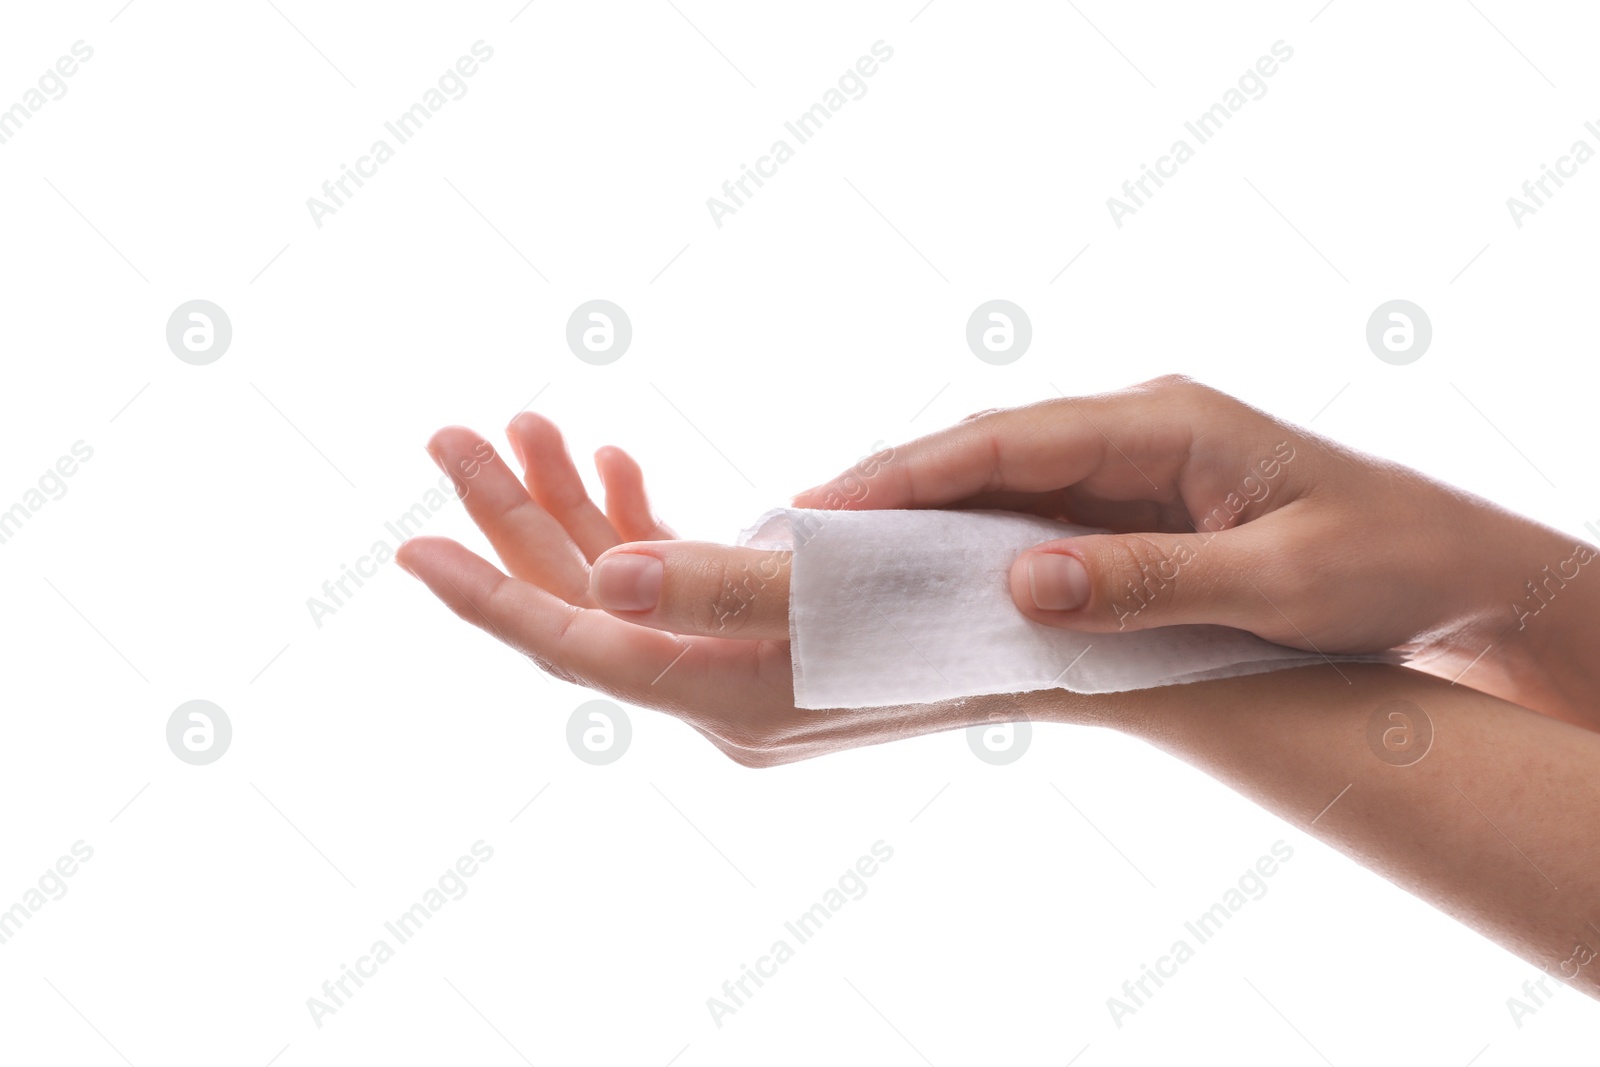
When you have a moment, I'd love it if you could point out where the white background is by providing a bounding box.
[2,1,1598,1063]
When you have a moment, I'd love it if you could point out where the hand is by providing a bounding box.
[393,414,1122,766]
[791,375,1597,724]
[391,415,1600,1003]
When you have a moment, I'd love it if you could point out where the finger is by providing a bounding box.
[395,535,709,702]
[947,488,1190,534]
[427,426,592,604]
[595,445,677,541]
[1007,518,1292,635]
[505,412,622,562]
[790,385,1188,510]
[589,541,790,640]
[789,376,1259,512]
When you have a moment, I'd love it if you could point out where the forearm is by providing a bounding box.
[1053,663,1600,997]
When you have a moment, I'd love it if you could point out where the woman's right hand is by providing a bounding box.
[792,375,1598,725]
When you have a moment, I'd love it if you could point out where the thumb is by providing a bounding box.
[1010,529,1260,633]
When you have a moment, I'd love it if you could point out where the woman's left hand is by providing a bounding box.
[396,415,1085,766]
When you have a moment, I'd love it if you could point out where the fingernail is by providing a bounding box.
[1028,553,1090,611]
[594,553,663,611]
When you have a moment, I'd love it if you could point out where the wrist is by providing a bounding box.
[1025,685,1154,736]
[1458,517,1600,723]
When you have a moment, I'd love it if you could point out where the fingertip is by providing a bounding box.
[504,411,550,461]
[788,484,827,508]
[507,409,555,439]
[1007,553,1035,614]
[1017,547,1094,614]
[594,444,630,472]
[394,535,449,579]
[427,424,480,450]
[595,446,645,498]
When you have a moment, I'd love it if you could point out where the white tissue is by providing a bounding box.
[737,506,1390,710]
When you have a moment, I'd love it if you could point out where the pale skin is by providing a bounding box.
[394,376,1600,1000]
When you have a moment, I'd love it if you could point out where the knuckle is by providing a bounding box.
[546,603,584,669]
[685,584,732,636]
[704,708,797,759]
[718,743,777,769]
[694,553,780,636]
[710,728,779,767]
[1261,526,1326,603]
[1096,535,1177,617]
[1101,534,1166,586]
[1145,372,1201,393]
[683,556,743,635]
[1137,373,1225,408]
[714,720,777,753]
[531,654,580,686]
[969,425,1006,493]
